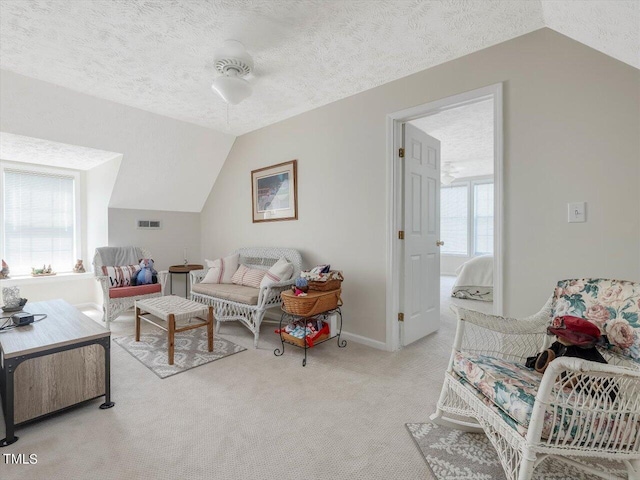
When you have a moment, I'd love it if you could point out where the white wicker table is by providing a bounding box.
[135,296,213,365]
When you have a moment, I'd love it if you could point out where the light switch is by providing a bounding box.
[568,202,586,223]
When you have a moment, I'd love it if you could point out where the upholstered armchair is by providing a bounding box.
[93,246,168,328]
[431,278,640,480]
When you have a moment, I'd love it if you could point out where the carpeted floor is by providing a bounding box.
[1,280,487,480]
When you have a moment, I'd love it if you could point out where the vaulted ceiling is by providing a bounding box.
[410,99,494,179]
[1,1,637,136]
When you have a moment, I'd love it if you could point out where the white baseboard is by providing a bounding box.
[74,302,101,311]
[264,310,386,350]
[338,331,387,350]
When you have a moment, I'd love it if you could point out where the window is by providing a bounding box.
[474,182,494,255]
[441,184,468,255]
[1,165,80,275]
[440,179,494,257]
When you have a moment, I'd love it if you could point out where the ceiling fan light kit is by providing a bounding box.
[211,40,254,105]
[441,162,459,186]
[441,173,455,186]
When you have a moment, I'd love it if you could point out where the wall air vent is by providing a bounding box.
[137,220,162,230]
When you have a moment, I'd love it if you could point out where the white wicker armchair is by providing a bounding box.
[190,247,302,348]
[431,278,640,480]
[93,247,168,328]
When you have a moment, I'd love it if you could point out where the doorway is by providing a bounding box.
[385,84,503,351]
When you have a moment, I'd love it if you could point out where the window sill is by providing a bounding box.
[0,272,95,286]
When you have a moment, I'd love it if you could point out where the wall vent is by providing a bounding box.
[137,219,162,230]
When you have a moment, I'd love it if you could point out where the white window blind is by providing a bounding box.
[441,184,468,255]
[474,182,494,255]
[3,169,76,275]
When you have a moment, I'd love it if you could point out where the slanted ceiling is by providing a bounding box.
[0,1,637,137]
[0,1,637,212]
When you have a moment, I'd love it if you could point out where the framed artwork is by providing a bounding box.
[251,160,298,223]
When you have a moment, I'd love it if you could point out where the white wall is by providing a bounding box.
[1,274,100,307]
[441,256,468,276]
[0,70,236,213]
[83,156,122,271]
[200,29,640,344]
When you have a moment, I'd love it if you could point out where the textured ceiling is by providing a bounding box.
[541,0,640,69]
[0,1,636,136]
[0,132,121,170]
[410,99,493,179]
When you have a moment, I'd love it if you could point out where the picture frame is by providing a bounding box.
[251,160,298,223]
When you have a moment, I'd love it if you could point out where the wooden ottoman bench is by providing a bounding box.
[135,296,213,365]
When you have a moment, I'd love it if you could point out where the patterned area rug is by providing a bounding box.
[114,329,246,378]
[406,423,626,480]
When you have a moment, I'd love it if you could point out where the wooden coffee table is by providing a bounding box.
[135,296,213,365]
[0,299,113,447]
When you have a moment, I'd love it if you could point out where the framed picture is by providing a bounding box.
[251,160,298,223]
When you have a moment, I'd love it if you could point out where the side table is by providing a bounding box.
[274,301,346,366]
[169,264,204,298]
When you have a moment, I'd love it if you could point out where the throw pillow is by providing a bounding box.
[260,257,294,288]
[232,264,267,288]
[101,264,141,288]
[201,253,239,284]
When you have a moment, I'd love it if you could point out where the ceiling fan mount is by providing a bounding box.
[211,40,254,105]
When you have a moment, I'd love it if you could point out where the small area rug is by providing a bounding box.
[406,423,625,480]
[114,329,246,378]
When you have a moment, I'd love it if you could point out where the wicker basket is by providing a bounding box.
[281,289,342,317]
[281,331,330,348]
[307,278,342,291]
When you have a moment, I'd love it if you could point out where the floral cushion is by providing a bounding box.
[553,279,640,361]
[453,352,639,445]
[453,352,541,429]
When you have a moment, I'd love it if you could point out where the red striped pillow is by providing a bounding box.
[202,254,239,284]
[101,264,140,287]
[260,258,294,288]
[232,264,267,288]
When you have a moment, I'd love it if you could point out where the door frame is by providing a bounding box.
[385,83,504,351]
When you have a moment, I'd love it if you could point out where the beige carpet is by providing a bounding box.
[1,282,488,480]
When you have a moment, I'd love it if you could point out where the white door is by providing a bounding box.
[402,123,441,346]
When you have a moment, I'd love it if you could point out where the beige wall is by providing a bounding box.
[108,208,202,296]
[204,28,639,345]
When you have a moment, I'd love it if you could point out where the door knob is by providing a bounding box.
[436,241,445,247]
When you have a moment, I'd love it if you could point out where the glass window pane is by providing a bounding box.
[474,182,494,255]
[441,184,468,255]
[3,170,76,275]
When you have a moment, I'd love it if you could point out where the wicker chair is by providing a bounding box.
[190,247,302,348]
[431,278,640,480]
[93,246,168,328]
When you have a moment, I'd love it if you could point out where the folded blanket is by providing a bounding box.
[94,246,142,269]
[452,255,493,301]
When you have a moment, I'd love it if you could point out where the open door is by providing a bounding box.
[402,123,441,346]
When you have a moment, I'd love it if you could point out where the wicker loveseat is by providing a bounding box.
[190,247,302,348]
[432,278,640,480]
[93,246,168,328]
